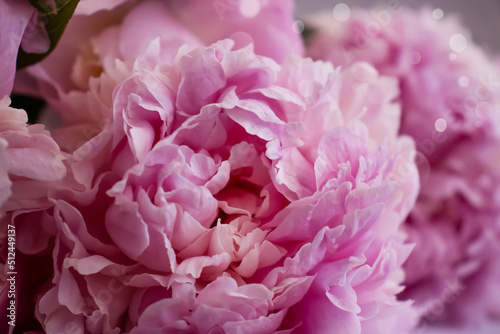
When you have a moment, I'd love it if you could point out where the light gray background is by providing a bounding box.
[296,0,500,53]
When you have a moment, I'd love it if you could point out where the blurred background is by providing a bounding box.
[296,0,500,53]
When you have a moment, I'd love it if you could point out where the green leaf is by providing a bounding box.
[16,0,80,69]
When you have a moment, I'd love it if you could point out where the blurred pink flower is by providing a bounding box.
[307,8,500,326]
[0,0,50,97]
[72,0,303,65]
[32,36,419,333]
[15,0,302,111]
[163,0,304,63]
[74,0,136,15]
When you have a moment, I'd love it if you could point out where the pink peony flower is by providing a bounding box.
[0,97,66,213]
[14,0,304,177]
[307,8,500,326]
[29,33,419,332]
[0,96,66,333]
[7,1,423,332]
[0,0,50,97]
[15,0,303,103]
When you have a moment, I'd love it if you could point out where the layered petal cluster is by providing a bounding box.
[15,0,303,151]
[0,97,66,333]
[0,97,66,214]
[307,8,500,326]
[29,30,419,332]
[4,1,425,333]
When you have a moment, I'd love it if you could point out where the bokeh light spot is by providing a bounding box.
[240,0,260,18]
[435,118,448,132]
[333,3,351,22]
[292,20,305,34]
[432,8,444,20]
[229,31,254,50]
[458,76,470,87]
[476,101,493,120]
[450,34,468,53]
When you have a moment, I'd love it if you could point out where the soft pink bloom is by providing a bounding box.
[72,0,304,65]
[0,95,67,232]
[74,0,136,15]
[0,0,49,97]
[307,8,500,326]
[31,36,419,333]
[163,0,304,63]
[0,96,66,332]
[0,97,66,213]
[15,0,303,100]
[15,0,303,165]
[8,1,421,332]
